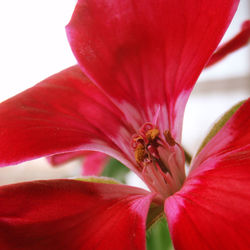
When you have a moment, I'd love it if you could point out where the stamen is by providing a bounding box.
[164,130,176,146]
[131,134,144,149]
[147,144,159,159]
[146,128,160,142]
[134,144,147,163]
[131,122,186,198]
[140,122,154,134]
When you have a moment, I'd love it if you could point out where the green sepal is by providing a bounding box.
[196,100,245,155]
[146,203,164,230]
[147,216,173,250]
[76,176,121,185]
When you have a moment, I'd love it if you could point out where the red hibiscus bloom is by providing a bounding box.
[0,0,249,249]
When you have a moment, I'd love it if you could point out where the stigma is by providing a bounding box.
[131,122,186,198]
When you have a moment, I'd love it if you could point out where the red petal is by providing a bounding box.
[48,151,108,176]
[66,0,239,140]
[165,148,250,250]
[0,179,153,249]
[165,99,250,249]
[206,20,250,68]
[0,66,135,170]
[47,151,87,165]
[82,152,108,175]
[192,98,250,172]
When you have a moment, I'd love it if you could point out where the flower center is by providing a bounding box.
[131,122,186,199]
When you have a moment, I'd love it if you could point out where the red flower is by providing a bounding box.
[0,0,249,249]
[47,19,250,175]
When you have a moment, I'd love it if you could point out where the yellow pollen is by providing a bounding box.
[146,128,160,141]
[134,135,144,142]
[134,144,146,163]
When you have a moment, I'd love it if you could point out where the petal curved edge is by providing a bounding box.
[66,0,239,141]
[0,179,153,250]
[191,98,250,173]
[165,146,250,250]
[47,151,87,166]
[0,66,135,169]
[47,151,108,176]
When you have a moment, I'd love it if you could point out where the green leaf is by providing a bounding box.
[197,100,245,155]
[147,217,173,250]
[101,158,130,183]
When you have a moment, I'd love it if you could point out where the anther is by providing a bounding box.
[134,144,147,163]
[146,128,160,142]
[164,130,176,146]
[131,135,144,149]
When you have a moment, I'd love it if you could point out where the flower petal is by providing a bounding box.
[0,66,135,170]
[164,99,250,249]
[206,20,250,68]
[66,0,239,140]
[47,151,87,165]
[47,151,108,176]
[191,98,250,172]
[165,147,250,250]
[82,152,108,175]
[0,179,153,249]
[196,100,244,156]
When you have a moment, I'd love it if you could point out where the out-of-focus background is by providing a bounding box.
[0,0,249,186]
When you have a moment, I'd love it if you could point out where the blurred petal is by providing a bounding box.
[47,151,108,176]
[206,20,250,68]
[47,151,86,165]
[0,179,153,250]
[67,0,239,140]
[82,152,108,175]
[165,99,250,250]
[0,66,135,170]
